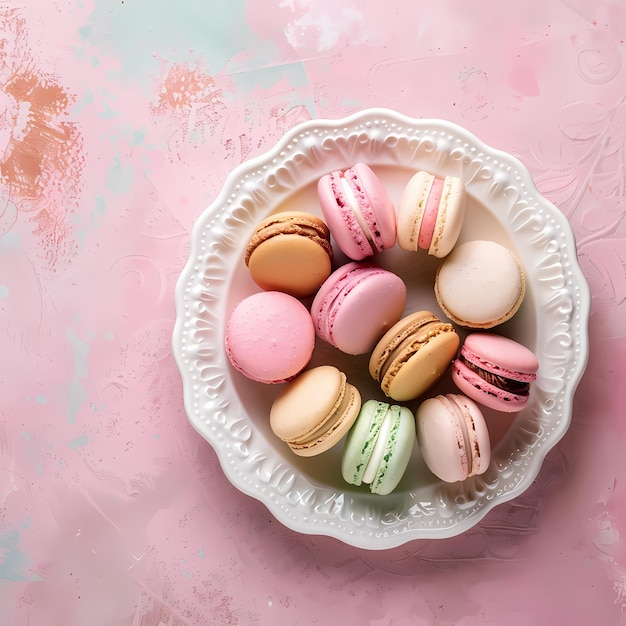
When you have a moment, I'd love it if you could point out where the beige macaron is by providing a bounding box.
[435,240,525,328]
[270,365,361,457]
[245,211,333,298]
[397,171,466,258]
[369,311,460,402]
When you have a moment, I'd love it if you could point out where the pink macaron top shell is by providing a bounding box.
[311,262,407,355]
[418,176,444,250]
[224,291,315,384]
[462,333,539,380]
[318,163,396,261]
[451,332,539,413]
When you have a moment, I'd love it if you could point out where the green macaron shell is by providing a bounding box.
[341,400,415,495]
[371,405,415,495]
[342,400,388,486]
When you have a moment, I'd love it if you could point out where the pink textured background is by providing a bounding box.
[1,1,625,624]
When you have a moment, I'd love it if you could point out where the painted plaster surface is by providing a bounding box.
[1,1,625,624]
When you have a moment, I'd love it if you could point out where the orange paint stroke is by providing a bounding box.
[0,7,84,269]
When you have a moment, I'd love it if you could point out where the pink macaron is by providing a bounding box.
[318,163,396,261]
[224,291,315,384]
[311,262,407,355]
[451,332,539,413]
[397,170,466,258]
[416,393,491,483]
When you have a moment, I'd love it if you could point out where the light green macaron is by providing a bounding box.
[341,399,415,495]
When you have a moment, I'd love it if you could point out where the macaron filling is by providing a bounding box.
[329,171,373,257]
[459,354,535,395]
[375,318,449,385]
[418,177,444,250]
[442,395,473,476]
[288,382,359,452]
[366,406,403,493]
[350,401,389,485]
[331,168,385,253]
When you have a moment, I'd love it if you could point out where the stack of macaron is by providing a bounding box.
[223,161,539,494]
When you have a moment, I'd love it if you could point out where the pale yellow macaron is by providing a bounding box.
[369,311,460,402]
[270,365,361,457]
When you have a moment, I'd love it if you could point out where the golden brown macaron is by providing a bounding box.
[270,365,361,457]
[369,311,460,402]
[245,211,333,298]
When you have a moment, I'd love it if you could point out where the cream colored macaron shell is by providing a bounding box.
[435,240,525,328]
[397,171,466,258]
[270,365,361,457]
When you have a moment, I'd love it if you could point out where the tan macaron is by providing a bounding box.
[369,311,460,402]
[270,365,361,457]
[246,211,333,298]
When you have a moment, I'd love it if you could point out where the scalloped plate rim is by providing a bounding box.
[172,107,591,550]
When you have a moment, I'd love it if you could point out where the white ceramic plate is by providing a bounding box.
[172,108,590,549]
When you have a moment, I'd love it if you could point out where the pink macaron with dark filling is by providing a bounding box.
[451,333,539,413]
[311,262,407,355]
[318,163,396,261]
[225,291,315,384]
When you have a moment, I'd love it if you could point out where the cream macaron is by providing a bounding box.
[397,170,466,258]
[435,240,526,328]
[270,365,361,457]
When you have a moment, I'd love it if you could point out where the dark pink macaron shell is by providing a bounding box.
[451,332,539,413]
[318,163,396,261]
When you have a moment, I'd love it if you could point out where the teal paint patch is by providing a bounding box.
[69,435,89,449]
[0,231,21,253]
[106,153,134,195]
[78,24,92,39]
[0,285,9,298]
[35,394,47,405]
[132,129,146,146]
[72,89,94,115]
[0,530,32,582]
[198,548,205,559]
[21,431,29,440]
[66,329,91,423]
[83,1,260,84]
[104,331,114,340]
